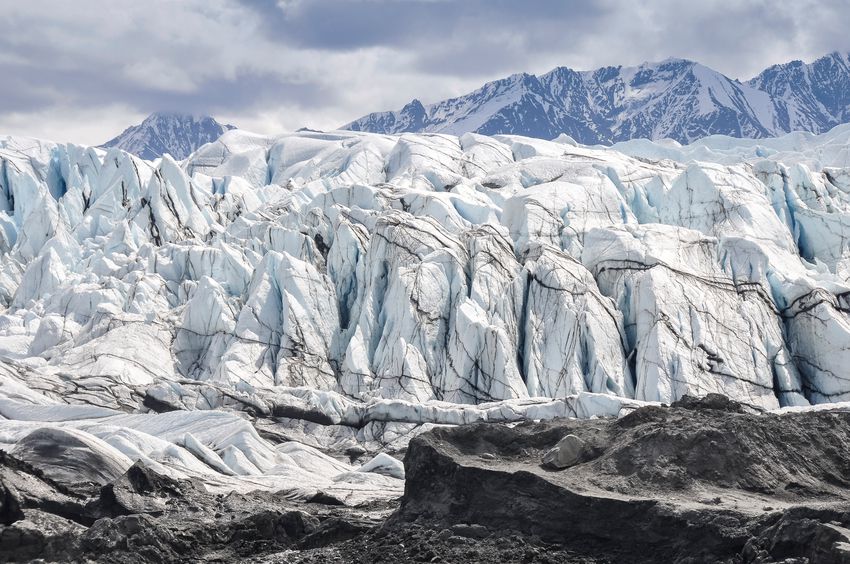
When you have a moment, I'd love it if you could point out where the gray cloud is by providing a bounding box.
[0,0,848,144]
[0,59,333,114]
[241,0,611,51]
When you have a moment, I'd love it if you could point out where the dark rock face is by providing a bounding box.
[0,451,355,563]
[0,450,91,561]
[395,395,850,562]
[11,427,131,486]
[6,396,850,563]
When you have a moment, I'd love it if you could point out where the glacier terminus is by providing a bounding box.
[3,125,850,449]
[4,122,850,561]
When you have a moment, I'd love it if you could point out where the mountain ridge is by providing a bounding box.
[100,112,235,160]
[343,52,850,144]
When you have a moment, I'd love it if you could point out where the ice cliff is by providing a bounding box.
[2,125,850,495]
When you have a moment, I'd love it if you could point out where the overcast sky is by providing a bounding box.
[1,0,847,145]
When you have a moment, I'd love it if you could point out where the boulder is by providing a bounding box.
[541,434,585,469]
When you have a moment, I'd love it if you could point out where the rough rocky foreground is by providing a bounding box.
[2,395,850,563]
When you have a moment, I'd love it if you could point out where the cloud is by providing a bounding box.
[0,0,848,145]
[241,0,610,52]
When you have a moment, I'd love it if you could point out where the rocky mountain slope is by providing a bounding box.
[749,51,850,135]
[100,112,235,160]
[344,52,850,144]
[1,124,850,559]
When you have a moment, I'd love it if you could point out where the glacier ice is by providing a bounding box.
[3,125,850,498]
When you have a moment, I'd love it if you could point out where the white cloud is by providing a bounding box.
[0,104,147,146]
[122,61,199,93]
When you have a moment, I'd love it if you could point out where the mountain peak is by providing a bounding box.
[100,113,235,160]
[401,99,427,114]
[655,56,696,66]
[825,50,850,62]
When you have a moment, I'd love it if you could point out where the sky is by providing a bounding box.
[0,0,848,145]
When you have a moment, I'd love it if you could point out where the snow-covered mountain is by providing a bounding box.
[4,124,850,508]
[100,112,235,160]
[748,51,850,134]
[344,52,850,144]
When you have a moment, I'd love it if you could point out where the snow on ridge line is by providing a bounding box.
[2,127,850,490]
[343,51,850,146]
[99,112,236,160]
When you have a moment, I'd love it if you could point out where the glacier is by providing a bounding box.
[3,124,850,498]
